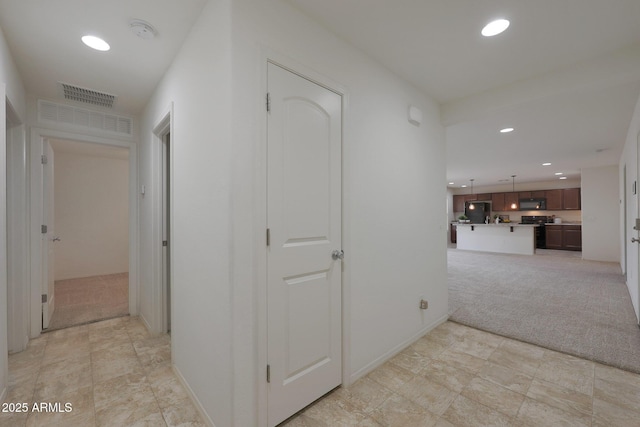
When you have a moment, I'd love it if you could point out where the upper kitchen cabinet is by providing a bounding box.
[531,191,546,198]
[518,191,532,199]
[491,193,505,211]
[504,192,519,210]
[545,189,563,210]
[563,188,581,210]
[453,195,465,212]
[476,193,492,201]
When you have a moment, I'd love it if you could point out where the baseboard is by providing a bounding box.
[172,364,216,427]
[0,385,6,403]
[139,314,153,335]
[349,314,448,384]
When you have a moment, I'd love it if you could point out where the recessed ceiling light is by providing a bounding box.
[461,185,467,188]
[555,172,563,176]
[482,19,510,37]
[81,35,110,51]
[448,182,455,185]
[499,127,514,133]
[559,176,567,180]
[542,162,551,166]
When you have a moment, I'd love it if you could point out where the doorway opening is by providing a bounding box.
[44,139,130,331]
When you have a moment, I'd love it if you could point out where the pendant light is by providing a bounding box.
[510,175,517,209]
[468,179,475,210]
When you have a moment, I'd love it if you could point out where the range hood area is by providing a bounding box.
[519,198,546,211]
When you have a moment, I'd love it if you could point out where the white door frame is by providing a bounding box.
[29,127,139,337]
[1,87,8,401]
[151,104,173,334]
[255,53,351,427]
[6,100,28,353]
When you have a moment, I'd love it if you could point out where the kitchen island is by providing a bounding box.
[455,223,538,255]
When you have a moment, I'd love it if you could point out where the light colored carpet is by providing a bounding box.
[47,272,129,331]
[448,248,640,374]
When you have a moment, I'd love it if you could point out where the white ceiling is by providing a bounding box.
[288,0,640,187]
[1,1,640,187]
[0,0,207,114]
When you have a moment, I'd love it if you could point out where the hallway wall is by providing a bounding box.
[0,23,26,403]
[231,3,447,425]
[139,0,447,425]
[138,0,232,424]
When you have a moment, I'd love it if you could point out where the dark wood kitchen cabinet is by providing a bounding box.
[476,193,492,201]
[563,188,581,210]
[531,191,546,198]
[518,191,532,199]
[491,193,505,211]
[545,189,563,210]
[545,225,582,251]
[453,195,465,212]
[563,225,582,250]
[504,192,519,210]
[545,226,563,249]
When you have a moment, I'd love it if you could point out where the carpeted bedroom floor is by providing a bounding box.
[448,248,640,374]
[47,272,129,331]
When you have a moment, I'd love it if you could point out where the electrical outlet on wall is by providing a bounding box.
[420,299,428,310]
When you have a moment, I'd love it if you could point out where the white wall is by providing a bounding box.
[138,0,232,425]
[139,0,447,425]
[230,1,447,425]
[0,22,26,403]
[581,166,620,262]
[53,148,129,280]
[619,91,640,323]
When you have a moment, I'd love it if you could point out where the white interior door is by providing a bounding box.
[266,63,343,426]
[42,140,55,329]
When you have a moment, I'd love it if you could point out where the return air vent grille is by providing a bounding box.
[38,100,133,137]
[60,83,116,108]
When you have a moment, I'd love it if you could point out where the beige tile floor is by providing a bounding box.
[282,321,640,427]
[4,318,640,426]
[1,316,204,427]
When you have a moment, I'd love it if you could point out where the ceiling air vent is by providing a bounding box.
[60,83,116,108]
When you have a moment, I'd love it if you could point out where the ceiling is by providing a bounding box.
[1,1,640,187]
[288,0,640,187]
[0,0,207,114]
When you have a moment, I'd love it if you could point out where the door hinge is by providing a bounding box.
[41,225,48,234]
[266,92,271,112]
[42,294,47,303]
[41,155,48,165]
[266,228,270,247]
[266,364,271,383]
[162,240,168,247]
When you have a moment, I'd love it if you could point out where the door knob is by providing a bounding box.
[632,237,640,243]
[52,236,61,242]
[331,250,344,260]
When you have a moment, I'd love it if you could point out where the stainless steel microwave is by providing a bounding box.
[519,198,546,210]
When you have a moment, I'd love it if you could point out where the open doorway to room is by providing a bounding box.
[45,139,130,330]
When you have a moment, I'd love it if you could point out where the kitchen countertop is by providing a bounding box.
[455,223,539,227]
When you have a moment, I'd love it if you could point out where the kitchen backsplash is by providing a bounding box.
[453,210,582,223]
